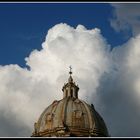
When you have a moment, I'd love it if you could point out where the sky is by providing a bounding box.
[0,2,140,137]
[0,2,129,67]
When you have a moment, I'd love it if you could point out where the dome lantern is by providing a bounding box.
[62,66,79,99]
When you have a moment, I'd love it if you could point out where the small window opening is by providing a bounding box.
[70,89,73,97]
[66,90,68,97]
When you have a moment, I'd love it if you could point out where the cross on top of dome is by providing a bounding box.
[68,65,73,83]
[69,65,72,75]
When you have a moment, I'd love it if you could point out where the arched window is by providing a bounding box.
[73,110,84,128]
[66,89,68,97]
[75,92,78,98]
[70,89,73,97]
[45,113,53,129]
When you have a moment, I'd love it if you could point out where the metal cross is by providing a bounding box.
[69,65,72,75]
[69,65,72,72]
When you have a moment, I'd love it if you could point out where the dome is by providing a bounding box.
[32,68,109,137]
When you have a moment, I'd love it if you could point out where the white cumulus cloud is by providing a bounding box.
[97,34,140,136]
[1,23,140,137]
[0,23,111,136]
[110,3,140,36]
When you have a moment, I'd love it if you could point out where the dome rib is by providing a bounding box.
[59,97,69,127]
[79,100,95,130]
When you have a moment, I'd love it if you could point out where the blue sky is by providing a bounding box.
[0,3,131,67]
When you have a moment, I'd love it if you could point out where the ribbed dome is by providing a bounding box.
[32,68,109,137]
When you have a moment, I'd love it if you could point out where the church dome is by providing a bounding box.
[32,67,109,137]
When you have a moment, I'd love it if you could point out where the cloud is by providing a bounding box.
[110,3,140,36]
[1,23,140,137]
[0,23,111,136]
[96,35,140,136]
